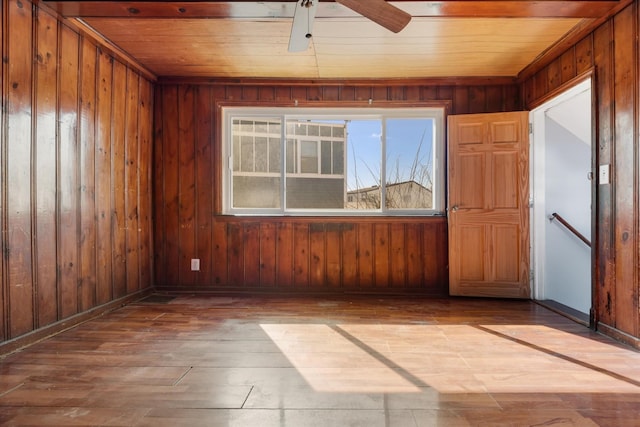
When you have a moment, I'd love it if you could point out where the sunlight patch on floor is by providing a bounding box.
[262,323,640,394]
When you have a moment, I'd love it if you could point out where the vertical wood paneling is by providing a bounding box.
[521,0,640,343]
[293,224,309,288]
[138,77,153,289]
[390,223,406,287]
[323,86,339,101]
[310,225,326,288]
[357,223,374,288]
[58,24,79,319]
[1,0,154,346]
[503,85,521,112]
[453,87,469,114]
[152,85,165,286]
[374,224,390,287]
[560,48,576,84]
[275,86,291,102]
[612,5,638,335]
[325,225,341,288]
[371,86,387,102]
[260,223,276,287]
[195,86,213,287]
[125,69,140,294]
[177,217,448,294]
[6,0,34,337]
[593,21,615,327]
[340,86,356,101]
[575,35,594,75]
[354,87,371,101]
[178,85,196,285]
[154,79,517,295]
[243,223,260,286]
[34,9,59,326]
[406,223,422,287]
[227,223,243,285]
[468,86,486,113]
[95,49,114,304]
[485,86,504,113]
[341,224,358,288]
[0,0,5,342]
[111,61,127,298]
[242,86,258,101]
[547,59,562,92]
[79,36,97,311]
[161,86,180,286]
[275,222,293,287]
[258,86,275,102]
[212,221,228,285]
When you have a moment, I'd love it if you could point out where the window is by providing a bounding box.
[223,107,445,215]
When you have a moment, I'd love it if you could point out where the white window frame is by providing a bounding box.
[222,106,445,216]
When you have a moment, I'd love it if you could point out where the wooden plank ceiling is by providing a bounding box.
[43,1,629,80]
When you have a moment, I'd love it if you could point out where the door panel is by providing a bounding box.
[448,111,530,298]
[458,225,485,281]
[458,153,486,208]
[493,152,519,208]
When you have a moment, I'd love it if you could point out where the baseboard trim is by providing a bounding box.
[0,289,152,357]
[534,299,590,327]
[597,322,640,350]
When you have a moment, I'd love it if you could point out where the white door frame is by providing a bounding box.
[530,76,593,303]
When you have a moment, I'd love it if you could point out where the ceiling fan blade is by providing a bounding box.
[288,0,318,52]
[336,0,411,33]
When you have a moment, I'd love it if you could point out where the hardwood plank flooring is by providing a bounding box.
[1,295,640,426]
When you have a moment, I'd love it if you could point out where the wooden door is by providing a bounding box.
[448,111,530,298]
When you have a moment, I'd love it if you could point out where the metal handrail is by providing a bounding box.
[549,212,591,248]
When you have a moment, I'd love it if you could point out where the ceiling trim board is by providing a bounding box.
[156,76,519,87]
[42,1,627,19]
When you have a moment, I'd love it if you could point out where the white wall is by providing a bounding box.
[543,117,591,314]
[531,79,592,315]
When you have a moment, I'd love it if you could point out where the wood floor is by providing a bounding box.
[1,295,640,426]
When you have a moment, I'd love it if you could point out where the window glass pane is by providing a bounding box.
[255,137,268,172]
[240,135,254,172]
[240,120,253,132]
[286,177,344,208]
[255,120,268,133]
[232,135,240,171]
[295,123,306,136]
[270,121,281,135]
[345,120,382,210]
[321,141,332,175]
[385,118,435,209]
[286,139,296,173]
[231,117,282,209]
[333,141,344,174]
[300,140,318,173]
[320,125,332,137]
[233,176,281,208]
[269,137,280,173]
[225,109,442,214]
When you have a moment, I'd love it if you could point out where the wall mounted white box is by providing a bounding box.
[191,259,200,271]
[599,164,610,185]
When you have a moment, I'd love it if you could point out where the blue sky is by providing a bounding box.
[346,118,434,190]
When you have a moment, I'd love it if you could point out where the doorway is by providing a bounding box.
[531,78,593,321]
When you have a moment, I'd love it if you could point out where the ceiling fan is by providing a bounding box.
[288,0,412,52]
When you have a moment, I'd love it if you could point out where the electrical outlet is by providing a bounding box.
[190,258,200,271]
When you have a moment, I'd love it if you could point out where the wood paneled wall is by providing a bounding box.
[0,0,154,346]
[153,82,520,294]
[521,1,640,343]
